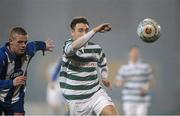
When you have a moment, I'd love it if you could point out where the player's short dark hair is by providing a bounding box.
[10,27,27,37]
[70,17,89,30]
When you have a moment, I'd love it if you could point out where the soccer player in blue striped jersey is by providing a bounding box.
[0,27,54,115]
[116,46,155,116]
[55,17,118,115]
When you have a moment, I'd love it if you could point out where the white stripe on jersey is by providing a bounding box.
[122,89,141,95]
[11,93,20,104]
[122,95,151,101]
[60,76,99,86]
[126,76,148,82]
[116,61,153,103]
[69,70,98,77]
[124,82,145,89]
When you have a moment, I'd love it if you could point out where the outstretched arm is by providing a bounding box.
[45,39,55,52]
[65,23,111,56]
[26,39,54,56]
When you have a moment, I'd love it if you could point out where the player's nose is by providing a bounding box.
[22,43,26,48]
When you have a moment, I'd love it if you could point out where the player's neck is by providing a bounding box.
[130,59,139,64]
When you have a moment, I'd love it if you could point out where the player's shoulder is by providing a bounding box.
[140,62,150,66]
[139,62,151,69]
[120,64,129,71]
[0,47,7,60]
[63,38,73,47]
[65,38,73,43]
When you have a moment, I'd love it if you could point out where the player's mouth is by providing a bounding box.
[20,49,25,53]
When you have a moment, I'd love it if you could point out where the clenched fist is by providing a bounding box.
[93,23,112,33]
[13,76,27,86]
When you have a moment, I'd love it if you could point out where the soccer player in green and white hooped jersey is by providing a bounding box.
[57,17,119,115]
[115,46,155,116]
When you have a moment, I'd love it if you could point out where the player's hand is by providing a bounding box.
[13,76,27,86]
[102,78,112,90]
[93,23,112,33]
[48,81,56,89]
[139,87,148,96]
[45,39,55,52]
[139,84,149,96]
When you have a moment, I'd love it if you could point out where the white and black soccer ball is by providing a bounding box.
[137,18,161,43]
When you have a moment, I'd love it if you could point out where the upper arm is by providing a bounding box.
[115,67,126,87]
[52,59,63,81]
[0,51,14,90]
[63,39,74,56]
[98,50,107,67]
[97,49,108,78]
[146,64,153,81]
[0,59,3,74]
[116,66,126,80]
[0,51,4,75]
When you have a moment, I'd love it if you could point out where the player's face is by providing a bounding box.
[9,33,28,55]
[129,48,140,63]
[71,23,89,40]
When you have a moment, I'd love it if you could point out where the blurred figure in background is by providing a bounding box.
[46,61,65,115]
[46,81,62,115]
[115,46,155,116]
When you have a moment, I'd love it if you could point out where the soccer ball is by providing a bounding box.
[137,18,161,43]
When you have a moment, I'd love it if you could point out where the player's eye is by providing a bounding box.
[17,41,24,44]
[78,28,84,33]
[17,41,27,45]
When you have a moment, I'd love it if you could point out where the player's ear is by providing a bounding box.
[9,36,13,43]
[71,29,75,36]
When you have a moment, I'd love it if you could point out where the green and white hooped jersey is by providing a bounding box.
[116,62,153,103]
[60,38,108,101]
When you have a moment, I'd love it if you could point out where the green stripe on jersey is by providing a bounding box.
[99,53,106,63]
[84,49,101,54]
[63,87,101,100]
[60,81,99,90]
[88,42,96,45]
[68,55,97,62]
[60,71,98,81]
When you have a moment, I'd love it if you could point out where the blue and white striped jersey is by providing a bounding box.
[0,41,46,104]
[116,61,153,103]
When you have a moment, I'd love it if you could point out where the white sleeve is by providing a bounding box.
[65,30,95,56]
[116,67,125,80]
